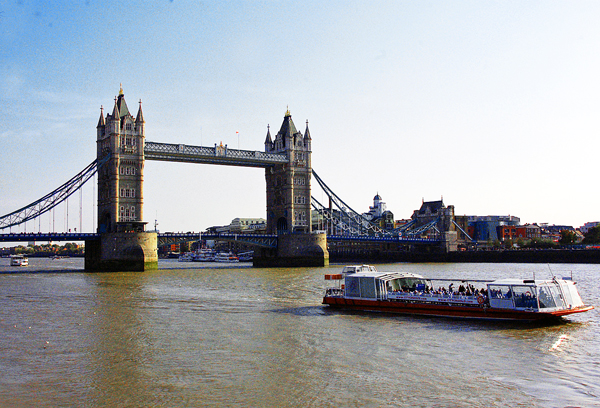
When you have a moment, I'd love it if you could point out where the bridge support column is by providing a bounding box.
[254,232,329,268]
[85,232,158,272]
[441,231,458,253]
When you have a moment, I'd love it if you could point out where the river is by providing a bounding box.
[1,258,598,407]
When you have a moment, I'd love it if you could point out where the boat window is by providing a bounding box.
[359,277,377,298]
[512,285,537,309]
[549,284,564,309]
[344,276,378,299]
[488,285,511,299]
[396,277,429,291]
[538,285,557,309]
[345,276,360,297]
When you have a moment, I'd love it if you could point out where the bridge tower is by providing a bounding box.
[85,86,158,271]
[257,109,328,267]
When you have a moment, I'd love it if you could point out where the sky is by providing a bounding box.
[1,0,599,235]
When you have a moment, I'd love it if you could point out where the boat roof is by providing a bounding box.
[346,271,426,281]
[489,278,562,286]
[344,270,571,286]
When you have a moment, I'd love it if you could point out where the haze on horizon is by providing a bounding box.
[1,1,599,234]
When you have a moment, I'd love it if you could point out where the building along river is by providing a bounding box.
[1,258,598,407]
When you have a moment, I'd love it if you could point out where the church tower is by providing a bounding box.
[264,109,312,234]
[96,85,146,233]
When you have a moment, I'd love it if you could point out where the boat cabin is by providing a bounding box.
[341,265,378,275]
[487,278,585,312]
[343,272,430,300]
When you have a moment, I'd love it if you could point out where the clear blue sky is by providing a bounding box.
[1,0,599,234]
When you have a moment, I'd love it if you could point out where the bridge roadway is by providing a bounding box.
[0,232,440,246]
[144,142,288,168]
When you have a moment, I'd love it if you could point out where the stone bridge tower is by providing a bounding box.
[258,109,328,267]
[264,109,312,234]
[86,86,157,271]
[96,85,146,233]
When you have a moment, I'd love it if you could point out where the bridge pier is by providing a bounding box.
[254,232,329,267]
[85,232,158,272]
[442,231,458,252]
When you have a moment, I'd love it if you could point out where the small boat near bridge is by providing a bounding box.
[10,255,29,267]
[323,266,594,321]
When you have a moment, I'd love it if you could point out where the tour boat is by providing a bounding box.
[10,255,29,267]
[323,266,594,321]
[215,252,239,263]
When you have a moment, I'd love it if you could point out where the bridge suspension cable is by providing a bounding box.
[0,156,109,230]
[311,170,444,239]
[311,170,392,236]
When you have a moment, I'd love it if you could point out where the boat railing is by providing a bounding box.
[325,288,344,297]
[387,291,483,305]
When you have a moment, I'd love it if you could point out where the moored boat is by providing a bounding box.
[323,266,594,321]
[10,255,29,267]
[237,251,254,262]
[215,252,239,263]
[193,249,215,262]
[178,252,195,262]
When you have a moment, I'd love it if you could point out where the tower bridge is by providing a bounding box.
[0,87,458,270]
[88,87,326,270]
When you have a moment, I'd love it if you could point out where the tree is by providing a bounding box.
[526,238,556,249]
[559,230,578,245]
[582,226,600,244]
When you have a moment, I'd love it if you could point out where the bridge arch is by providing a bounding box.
[276,217,288,233]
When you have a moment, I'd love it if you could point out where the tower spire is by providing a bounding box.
[304,119,311,140]
[111,96,119,118]
[97,105,105,127]
[264,124,272,144]
[136,99,144,123]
